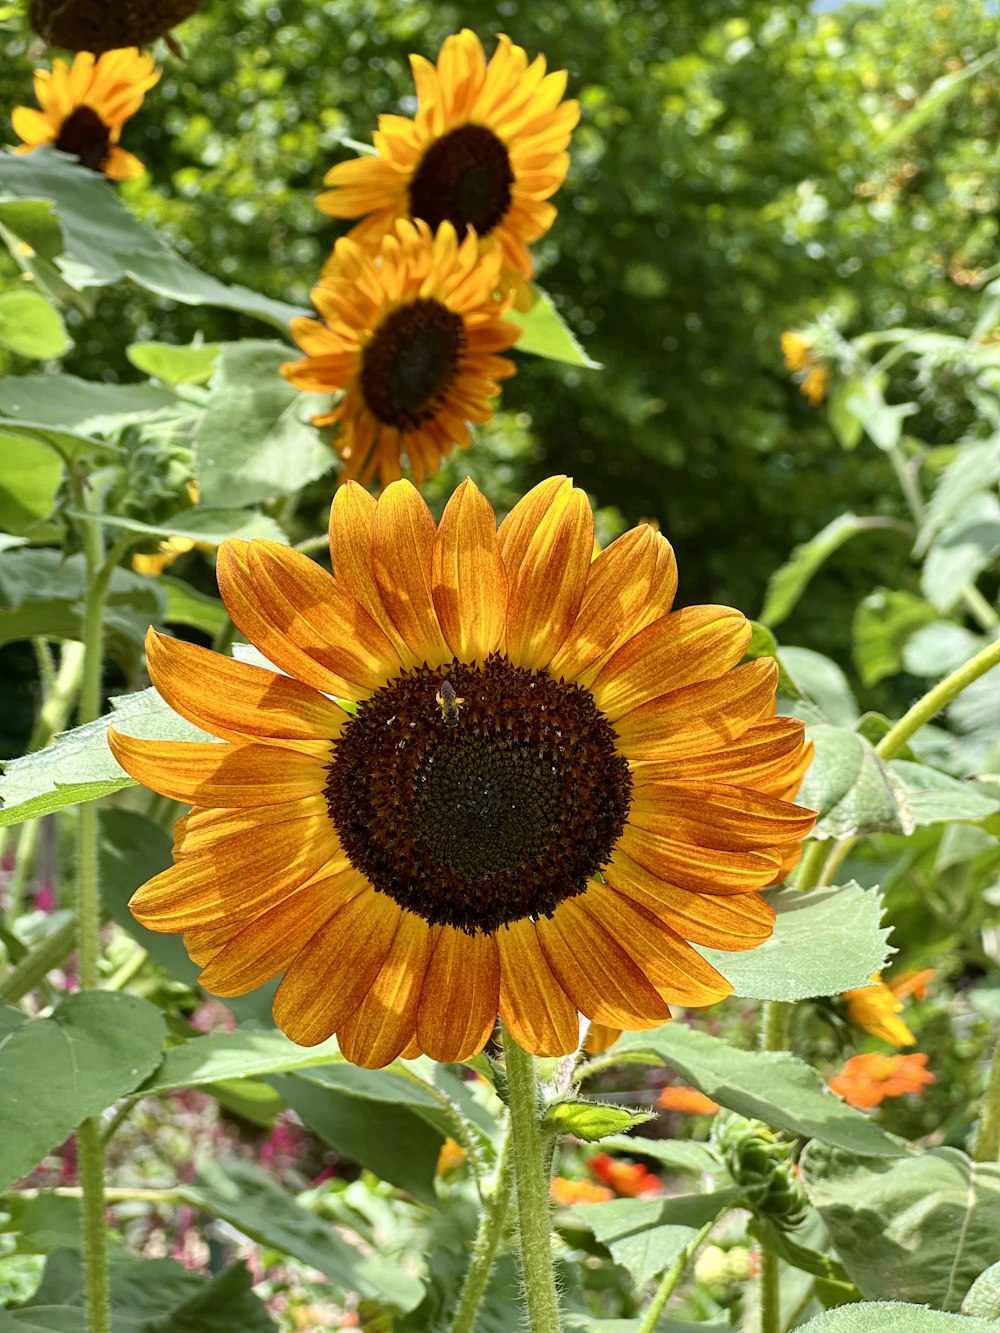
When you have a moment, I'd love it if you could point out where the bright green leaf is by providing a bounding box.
[794,1304,1000,1333]
[544,1102,653,1142]
[508,287,601,368]
[603,1026,907,1157]
[852,590,938,687]
[761,515,899,629]
[0,290,69,360]
[184,1157,425,1311]
[126,340,222,386]
[803,1142,1000,1312]
[92,507,288,546]
[160,576,228,636]
[797,724,910,840]
[596,1135,720,1177]
[0,992,166,1191]
[0,371,180,437]
[780,647,859,725]
[0,435,63,534]
[891,761,1000,825]
[962,1260,1000,1318]
[566,1190,740,1288]
[140,1029,342,1094]
[839,376,916,451]
[920,493,1000,615]
[698,882,892,1001]
[916,437,1000,556]
[192,341,335,507]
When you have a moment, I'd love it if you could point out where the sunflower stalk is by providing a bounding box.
[502,1027,563,1333]
[973,1035,1000,1163]
[757,1001,792,1333]
[445,1127,514,1333]
[67,469,128,1333]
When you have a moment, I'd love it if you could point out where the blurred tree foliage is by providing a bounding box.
[1,0,997,661]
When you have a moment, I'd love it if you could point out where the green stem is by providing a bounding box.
[760,1243,782,1333]
[758,1001,790,1333]
[0,913,78,1001]
[791,839,829,894]
[503,1027,562,1333]
[446,1131,514,1333]
[973,1036,1000,1163]
[68,471,119,1333]
[4,1186,187,1204]
[104,943,148,991]
[636,1217,716,1333]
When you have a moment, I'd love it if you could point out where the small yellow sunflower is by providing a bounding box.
[11,48,159,181]
[281,219,520,490]
[318,29,578,300]
[109,477,815,1069]
[842,974,916,1047]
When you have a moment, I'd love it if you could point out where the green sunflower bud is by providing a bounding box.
[712,1114,809,1231]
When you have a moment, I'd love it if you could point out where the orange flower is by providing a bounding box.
[436,1137,467,1174]
[842,974,916,1048]
[550,1176,613,1206]
[800,365,828,406]
[656,1085,720,1115]
[589,1153,661,1198]
[829,1052,934,1109]
[888,968,934,1002]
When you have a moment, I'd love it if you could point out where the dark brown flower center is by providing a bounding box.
[408,124,515,237]
[325,658,632,935]
[54,105,112,173]
[359,298,466,430]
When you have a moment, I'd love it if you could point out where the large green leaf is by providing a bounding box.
[0,371,180,436]
[803,1143,1000,1313]
[760,515,899,628]
[140,1029,341,1093]
[126,340,222,387]
[0,435,63,534]
[920,493,1000,615]
[0,993,166,1191]
[94,507,289,546]
[852,590,938,687]
[0,149,305,330]
[0,1252,278,1332]
[780,648,859,726]
[796,724,911,840]
[794,1304,1000,1333]
[0,686,208,828]
[890,761,1000,826]
[0,289,70,360]
[183,1158,424,1312]
[603,1026,907,1157]
[916,437,1000,556]
[508,287,601,368]
[275,1064,449,1203]
[566,1190,741,1288]
[191,341,335,507]
[698,882,892,1001]
[0,549,165,669]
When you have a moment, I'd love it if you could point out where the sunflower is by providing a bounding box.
[109,477,816,1069]
[318,30,578,303]
[281,219,520,490]
[11,48,159,181]
[30,0,204,53]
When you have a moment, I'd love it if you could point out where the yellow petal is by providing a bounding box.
[417,926,500,1061]
[431,479,508,662]
[371,481,452,668]
[337,911,433,1067]
[497,918,579,1056]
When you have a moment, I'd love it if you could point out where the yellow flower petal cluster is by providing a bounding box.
[12,48,160,181]
[318,29,579,302]
[780,329,828,406]
[842,973,916,1047]
[110,477,815,1069]
[281,219,520,490]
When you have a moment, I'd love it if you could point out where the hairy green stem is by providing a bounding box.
[637,1217,716,1333]
[758,1001,791,1333]
[974,1036,1000,1163]
[446,1131,514,1333]
[503,1027,562,1333]
[760,1001,790,1054]
[0,913,78,1001]
[69,472,120,1333]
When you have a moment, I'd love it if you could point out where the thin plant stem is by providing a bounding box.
[0,913,78,1001]
[758,1000,790,1333]
[104,943,148,992]
[973,1036,1000,1163]
[446,1130,514,1333]
[68,470,124,1333]
[636,1217,716,1333]
[4,1186,187,1204]
[502,1026,562,1333]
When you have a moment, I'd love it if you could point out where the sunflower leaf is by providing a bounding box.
[760,514,900,629]
[0,992,166,1192]
[791,1304,1000,1333]
[698,882,893,1001]
[796,724,911,840]
[802,1142,1000,1313]
[0,289,70,359]
[544,1101,654,1141]
[510,286,602,369]
[600,1025,908,1157]
[0,434,63,534]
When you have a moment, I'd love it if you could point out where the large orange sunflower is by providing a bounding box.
[318,29,578,299]
[281,219,520,490]
[11,48,159,181]
[109,478,816,1069]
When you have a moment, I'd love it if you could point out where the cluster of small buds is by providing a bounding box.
[712,1114,808,1231]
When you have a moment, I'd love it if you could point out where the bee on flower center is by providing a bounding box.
[436,679,465,729]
